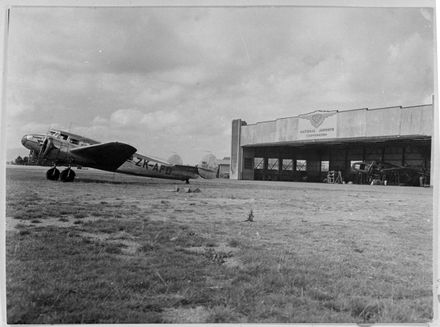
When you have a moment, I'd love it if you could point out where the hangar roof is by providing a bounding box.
[239,104,432,147]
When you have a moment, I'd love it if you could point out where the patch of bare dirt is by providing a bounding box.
[79,230,141,255]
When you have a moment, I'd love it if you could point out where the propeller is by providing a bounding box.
[38,135,57,160]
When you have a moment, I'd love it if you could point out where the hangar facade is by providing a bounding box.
[230,104,433,185]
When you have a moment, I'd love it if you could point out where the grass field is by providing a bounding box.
[5,165,433,323]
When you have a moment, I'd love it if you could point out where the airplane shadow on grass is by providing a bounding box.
[74,178,171,186]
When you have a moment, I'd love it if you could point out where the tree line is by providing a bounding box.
[8,156,51,166]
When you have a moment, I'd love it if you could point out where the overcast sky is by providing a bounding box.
[5,5,434,164]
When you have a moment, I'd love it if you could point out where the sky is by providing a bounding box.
[5,5,435,164]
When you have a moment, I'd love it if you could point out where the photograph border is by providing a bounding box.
[0,1,437,326]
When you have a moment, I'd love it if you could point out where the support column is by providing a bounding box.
[401,145,406,166]
[230,119,245,180]
[344,147,349,172]
[381,146,385,162]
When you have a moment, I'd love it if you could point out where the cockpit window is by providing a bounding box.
[69,138,79,145]
[60,133,68,140]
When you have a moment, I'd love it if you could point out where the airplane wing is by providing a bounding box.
[70,142,137,170]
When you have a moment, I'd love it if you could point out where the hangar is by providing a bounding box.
[230,104,433,185]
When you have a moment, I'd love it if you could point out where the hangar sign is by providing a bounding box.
[297,110,337,140]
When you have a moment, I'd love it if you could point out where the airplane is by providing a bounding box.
[21,129,218,183]
[351,160,429,186]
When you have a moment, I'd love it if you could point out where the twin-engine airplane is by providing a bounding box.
[21,129,218,183]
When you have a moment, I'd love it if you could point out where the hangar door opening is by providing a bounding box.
[241,139,431,185]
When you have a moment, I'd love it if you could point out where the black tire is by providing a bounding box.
[60,168,76,182]
[46,167,60,181]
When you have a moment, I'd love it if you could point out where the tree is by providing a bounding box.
[14,156,23,165]
[14,156,29,165]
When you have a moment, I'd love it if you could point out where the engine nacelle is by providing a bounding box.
[39,137,72,164]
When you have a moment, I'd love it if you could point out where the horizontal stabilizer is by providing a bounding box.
[71,142,137,170]
[197,166,218,179]
[174,165,199,175]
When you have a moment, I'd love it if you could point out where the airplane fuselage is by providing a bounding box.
[21,130,202,182]
[117,154,198,181]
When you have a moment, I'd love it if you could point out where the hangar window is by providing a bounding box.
[350,160,363,167]
[282,159,293,171]
[267,158,279,171]
[296,159,307,171]
[244,158,254,170]
[321,160,329,172]
[254,158,264,169]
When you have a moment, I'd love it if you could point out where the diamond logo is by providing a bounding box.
[298,111,336,128]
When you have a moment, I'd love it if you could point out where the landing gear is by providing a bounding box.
[185,179,190,184]
[60,167,76,182]
[46,165,76,182]
[46,167,60,180]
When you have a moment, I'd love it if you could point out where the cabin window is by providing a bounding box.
[69,138,79,145]
[60,133,68,140]
[296,160,307,171]
[254,158,264,170]
[282,159,293,171]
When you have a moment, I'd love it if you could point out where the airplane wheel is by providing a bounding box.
[46,167,60,181]
[60,168,76,182]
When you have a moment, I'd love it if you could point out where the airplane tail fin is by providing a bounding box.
[197,154,219,179]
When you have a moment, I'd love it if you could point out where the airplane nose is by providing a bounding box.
[21,135,28,146]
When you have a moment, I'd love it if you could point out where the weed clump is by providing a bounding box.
[349,297,383,322]
[307,288,334,302]
[228,239,240,247]
[104,243,125,254]
[139,243,158,252]
[204,249,232,265]
[206,241,217,247]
